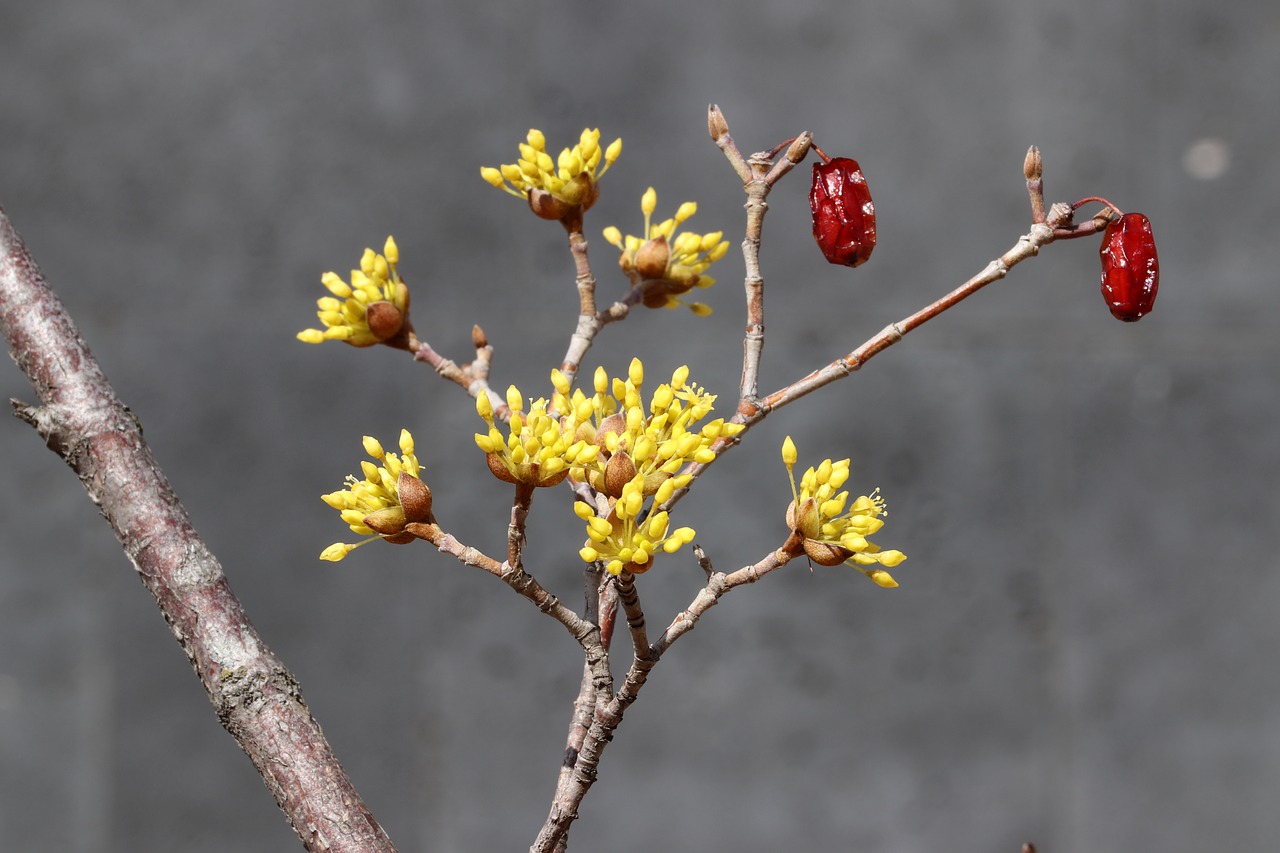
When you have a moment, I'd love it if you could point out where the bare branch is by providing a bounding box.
[0,205,399,852]
[659,160,1076,513]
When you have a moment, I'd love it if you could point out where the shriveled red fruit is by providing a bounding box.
[1100,212,1159,322]
[810,157,877,267]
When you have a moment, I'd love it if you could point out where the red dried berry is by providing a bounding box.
[1099,212,1159,322]
[809,157,877,267]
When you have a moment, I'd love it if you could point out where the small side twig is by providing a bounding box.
[419,522,596,644]
[557,228,605,388]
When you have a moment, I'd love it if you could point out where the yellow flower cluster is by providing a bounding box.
[480,128,622,212]
[781,437,905,587]
[551,358,742,499]
[320,430,433,562]
[474,387,600,488]
[473,358,740,575]
[298,237,410,347]
[575,474,695,576]
[602,187,730,315]
[559,358,741,575]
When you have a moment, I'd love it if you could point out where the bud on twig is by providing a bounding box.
[365,301,406,341]
[1024,145,1046,224]
[1023,145,1042,181]
[634,236,671,280]
[708,104,729,143]
[785,132,813,165]
[397,472,434,523]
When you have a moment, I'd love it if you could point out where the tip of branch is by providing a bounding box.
[785,132,813,165]
[471,324,488,349]
[1024,146,1042,181]
[708,104,729,143]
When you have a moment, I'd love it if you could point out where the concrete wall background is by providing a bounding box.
[2,1,1277,851]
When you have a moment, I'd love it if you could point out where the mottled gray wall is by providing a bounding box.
[2,1,1276,851]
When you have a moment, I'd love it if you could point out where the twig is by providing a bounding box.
[752,208,1069,414]
[649,547,793,657]
[659,142,1078,512]
[557,228,604,388]
[418,522,597,645]
[614,572,649,663]
[0,206,399,853]
[550,567,612,818]
[533,545,797,851]
[508,483,536,572]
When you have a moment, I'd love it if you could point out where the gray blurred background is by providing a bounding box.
[2,1,1276,851]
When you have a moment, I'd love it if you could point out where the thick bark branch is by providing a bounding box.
[0,206,398,853]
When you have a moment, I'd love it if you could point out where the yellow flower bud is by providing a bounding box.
[867,569,899,589]
[320,543,353,562]
[321,272,352,298]
[641,187,657,216]
[551,368,571,397]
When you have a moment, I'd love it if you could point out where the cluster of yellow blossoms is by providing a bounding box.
[480,130,730,313]
[319,430,434,562]
[574,475,695,577]
[481,128,622,219]
[310,126,907,588]
[476,358,740,575]
[558,358,741,574]
[550,359,740,497]
[603,187,730,314]
[474,388,600,489]
[298,237,411,348]
[781,437,905,587]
